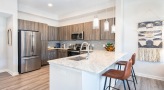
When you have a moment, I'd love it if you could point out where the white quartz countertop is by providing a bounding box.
[48,50,126,74]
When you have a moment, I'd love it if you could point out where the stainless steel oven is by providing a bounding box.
[71,31,84,40]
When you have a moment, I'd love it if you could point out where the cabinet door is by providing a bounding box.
[63,26,67,40]
[54,27,58,40]
[66,25,72,40]
[38,23,48,40]
[41,41,48,65]
[84,22,92,40]
[73,23,84,33]
[57,50,62,58]
[48,50,58,60]
[34,22,39,31]
[18,19,39,31]
[48,26,54,41]
[62,50,68,58]
[58,27,64,41]
[18,19,24,30]
[49,26,58,41]
[100,18,115,40]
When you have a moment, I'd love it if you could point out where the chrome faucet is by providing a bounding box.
[80,42,90,60]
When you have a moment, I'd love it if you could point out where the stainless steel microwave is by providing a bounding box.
[71,31,84,40]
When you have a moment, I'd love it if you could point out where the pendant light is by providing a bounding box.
[104,8,109,31]
[93,15,99,29]
[111,3,116,33]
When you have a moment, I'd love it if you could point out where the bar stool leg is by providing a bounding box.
[104,77,107,90]
[122,80,126,90]
[126,79,130,90]
[132,66,138,84]
[115,65,120,85]
[109,78,111,90]
[132,73,136,90]
[119,65,121,70]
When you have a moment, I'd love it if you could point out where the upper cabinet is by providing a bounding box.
[84,22,92,40]
[58,25,73,41]
[48,26,58,41]
[100,18,115,40]
[38,23,48,40]
[18,18,115,41]
[73,23,84,33]
[18,19,38,31]
[66,25,73,40]
[84,21,100,40]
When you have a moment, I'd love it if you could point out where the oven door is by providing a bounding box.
[71,33,78,40]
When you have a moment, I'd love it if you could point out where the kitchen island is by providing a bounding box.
[48,50,126,90]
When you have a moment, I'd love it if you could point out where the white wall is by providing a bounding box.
[0,0,18,76]
[18,11,59,26]
[117,0,164,80]
[0,16,7,71]
[59,7,115,26]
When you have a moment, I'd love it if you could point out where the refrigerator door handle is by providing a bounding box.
[22,56,39,59]
[31,33,34,55]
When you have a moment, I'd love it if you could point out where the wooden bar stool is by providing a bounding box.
[102,59,132,90]
[116,53,138,84]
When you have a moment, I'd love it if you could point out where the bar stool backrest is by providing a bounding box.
[122,59,132,80]
[131,53,136,65]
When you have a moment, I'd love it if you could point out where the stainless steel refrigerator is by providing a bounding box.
[18,30,41,74]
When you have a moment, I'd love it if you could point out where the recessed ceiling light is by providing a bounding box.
[48,3,53,7]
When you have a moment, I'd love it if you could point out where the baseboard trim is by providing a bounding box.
[136,72,164,81]
[6,69,19,76]
[0,69,19,76]
[0,69,7,73]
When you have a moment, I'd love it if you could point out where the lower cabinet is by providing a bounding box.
[57,49,68,58]
[48,50,58,60]
[47,49,68,61]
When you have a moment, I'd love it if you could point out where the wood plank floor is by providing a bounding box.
[113,76,164,90]
[0,66,49,90]
[0,66,164,90]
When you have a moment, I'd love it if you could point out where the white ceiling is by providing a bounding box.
[18,0,114,20]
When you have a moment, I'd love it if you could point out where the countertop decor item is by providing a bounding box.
[104,42,115,51]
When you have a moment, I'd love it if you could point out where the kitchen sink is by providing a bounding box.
[69,56,86,61]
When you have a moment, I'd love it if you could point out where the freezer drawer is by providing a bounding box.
[19,56,41,73]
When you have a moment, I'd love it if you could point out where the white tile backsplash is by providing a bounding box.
[48,40,115,50]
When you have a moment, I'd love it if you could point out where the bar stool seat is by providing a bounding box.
[116,61,127,65]
[103,69,124,80]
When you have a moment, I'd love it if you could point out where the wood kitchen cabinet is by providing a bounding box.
[84,22,92,40]
[18,19,39,31]
[58,27,64,41]
[100,18,115,40]
[57,49,68,58]
[58,25,73,41]
[48,49,58,60]
[41,41,48,65]
[83,21,100,40]
[73,23,84,33]
[48,26,58,41]
[18,19,24,30]
[66,25,73,40]
[38,23,48,40]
